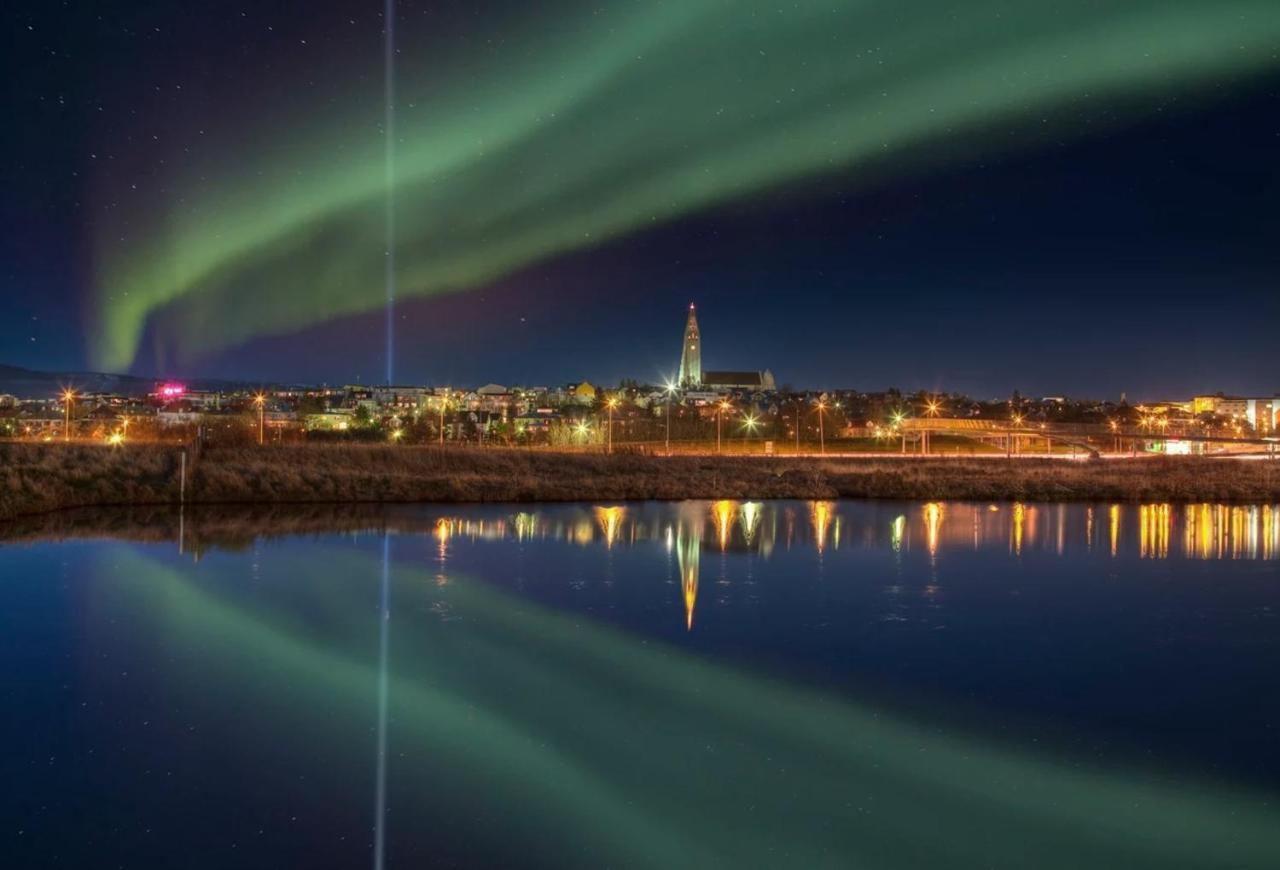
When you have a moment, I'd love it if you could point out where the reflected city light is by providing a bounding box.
[890,515,906,553]
[923,502,944,558]
[740,502,762,548]
[1139,504,1171,559]
[712,500,736,552]
[594,506,626,549]
[380,503,1280,584]
[810,501,834,553]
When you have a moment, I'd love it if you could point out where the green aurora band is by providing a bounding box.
[93,0,1280,370]
[97,543,1280,868]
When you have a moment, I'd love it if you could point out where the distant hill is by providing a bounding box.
[0,364,253,399]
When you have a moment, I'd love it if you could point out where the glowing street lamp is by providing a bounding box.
[60,388,78,442]
[437,390,452,446]
[664,380,678,455]
[253,393,267,445]
[716,400,731,454]
[741,412,759,451]
[606,396,619,454]
[815,399,827,455]
[575,420,591,445]
[925,398,942,418]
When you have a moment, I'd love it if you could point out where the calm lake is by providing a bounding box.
[2,500,1279,868]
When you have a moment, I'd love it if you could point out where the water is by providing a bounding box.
[2,500,1279,869]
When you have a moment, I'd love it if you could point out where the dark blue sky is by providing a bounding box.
[3,3,1277,398]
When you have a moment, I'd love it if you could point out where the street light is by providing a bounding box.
[741,412,760,453]
[606,397,619,454]
[717,400,731,454]
[664,380,677,455]
[815,399,827,455]
[253,393,266,445]
[61,388,76,442]
[437,390,451,446]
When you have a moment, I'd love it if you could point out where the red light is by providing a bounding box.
[159,383,186,398]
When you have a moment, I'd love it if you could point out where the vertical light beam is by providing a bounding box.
[373,533,391,870]
[383,0,396,385]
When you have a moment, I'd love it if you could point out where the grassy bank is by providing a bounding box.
[3,442,1279,521]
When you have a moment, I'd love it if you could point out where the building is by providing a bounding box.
[703,370,777,392]
[674,303,776,393]
[678,303,702,388]
[1244,398,1278,434]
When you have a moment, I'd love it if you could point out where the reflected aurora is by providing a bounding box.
[99,542,1280,868]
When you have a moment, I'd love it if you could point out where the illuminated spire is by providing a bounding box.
[678,303,702,388]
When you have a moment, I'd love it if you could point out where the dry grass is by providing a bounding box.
[3,442,1279,522]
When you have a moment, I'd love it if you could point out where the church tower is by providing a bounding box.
[678,303,702,388]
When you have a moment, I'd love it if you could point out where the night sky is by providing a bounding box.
[3,1,1278,398]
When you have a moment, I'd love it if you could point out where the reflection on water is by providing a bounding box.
[405,501,1280,563]
[677,507,701,630]
[3,500,1280,869]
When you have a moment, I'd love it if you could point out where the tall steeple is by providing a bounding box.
[678,303,702,388]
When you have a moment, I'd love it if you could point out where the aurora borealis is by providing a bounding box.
[4,0,1280,389]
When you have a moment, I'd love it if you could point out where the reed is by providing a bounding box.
[3,441,1278,521]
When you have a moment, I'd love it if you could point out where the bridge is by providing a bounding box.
[896,418,1279,456]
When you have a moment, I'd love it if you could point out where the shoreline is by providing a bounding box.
[4,442,1280,522]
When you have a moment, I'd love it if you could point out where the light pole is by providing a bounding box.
[664,381,677,455]
[717,400,730,454]
[816,400,827,455]
[742,412,759,453]
[924,398,941,456]
[61,389,76,442]
[253,393,266,445]
[606,397,618,454]
[438,390,450,446]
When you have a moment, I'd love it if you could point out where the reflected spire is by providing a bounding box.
[677,513,703,631]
